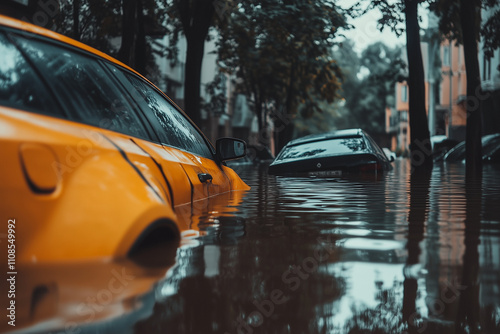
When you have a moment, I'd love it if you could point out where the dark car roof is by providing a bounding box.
[269,129,391,175]
[286,129,364,147]
[273,128,383,164]
[444,133,500,162]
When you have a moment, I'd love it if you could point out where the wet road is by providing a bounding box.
[9,159,500,333]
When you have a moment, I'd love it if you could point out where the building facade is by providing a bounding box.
[436,39,467,141]
[386,43,430,155]
[479,5,500,136]
[387,7,500,154]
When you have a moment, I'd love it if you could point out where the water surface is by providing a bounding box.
[10,159,500,333]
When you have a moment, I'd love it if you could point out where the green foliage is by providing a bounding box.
[54,0,169,80]
[428,0,500,50]
[481,8,500,58]
[348,0,406,37]
[216,0,347,131]
[54,0,122,55]
[341,279,407,333]
[164,0,218,126]
[428,0,464,43]
[333,41,405,136]
[293,99,345,138]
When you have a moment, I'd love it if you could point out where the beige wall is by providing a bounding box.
[439,40,467,132]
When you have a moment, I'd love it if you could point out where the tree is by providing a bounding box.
[55,0,122,55]
[351,0,433,171]
[460,0,483,178]
[429,0,500,177]
[217,0,346,152]
[55,0,167,79]
[335,41,406,137]
[405,0,433,171]
[481,7,500,58]
[165,0,216,128]
[118,0,146,72]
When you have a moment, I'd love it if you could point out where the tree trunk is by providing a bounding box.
[118,0,146,73]
[118,0,138,67]
[184,36,205,127]
[460,0,483,179]
[72,0,80,41]
[456,178,481,333]
[275,121,294,154]
[274,60,296,153]
[255,96,268,146]
[178,0,215,128]
[273,106,294,154]
[405,0,433,172]
[403,167,431,331]
[134,0,146,75]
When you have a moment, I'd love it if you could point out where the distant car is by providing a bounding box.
[268,129,393,176]
[383,148,397,162]
[430,135,448,149]
[485,143,500,162]
[0,14,249,265]
[443,133,500,163]
[431,135,459,158]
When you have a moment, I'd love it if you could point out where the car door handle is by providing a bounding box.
[198,173,213,183]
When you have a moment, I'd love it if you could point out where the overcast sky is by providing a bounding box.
[336,0,429,54]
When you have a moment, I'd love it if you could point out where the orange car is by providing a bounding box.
[0,14,249,265]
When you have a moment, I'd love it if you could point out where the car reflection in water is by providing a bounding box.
[12,161,500,334]
[0,13,250,334]
[3,190,248,334]
[268,129,393,177]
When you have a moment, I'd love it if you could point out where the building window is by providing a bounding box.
[390,114,399,128]
[401,85,408,103]
[443,45,450,66]
[400,110,408,122]
[483,55,491,81]
[438,82,444,104]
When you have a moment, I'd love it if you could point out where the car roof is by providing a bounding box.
[443,133,500,161]
[286,129,364,147]
[0,14,201,141]
[482,133,500,143]
[0,14,138,76]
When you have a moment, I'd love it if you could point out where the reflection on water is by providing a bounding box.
[8,160,500,333]
[0,240,179,334]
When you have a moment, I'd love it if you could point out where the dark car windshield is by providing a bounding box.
[0,32,62,117]
[277,136,367,162]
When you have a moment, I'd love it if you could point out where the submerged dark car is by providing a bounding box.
[443,133,500,163]
[268,129,393,176]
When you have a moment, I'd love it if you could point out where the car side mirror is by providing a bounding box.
[216,138,247,162]
[382,148,395,162]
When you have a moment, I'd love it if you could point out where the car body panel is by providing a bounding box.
[1,107,179,262]
[0,14,249,266]
[485,145,500,162]
[269,152,383,175]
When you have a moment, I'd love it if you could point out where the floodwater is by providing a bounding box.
[7,159,500,334]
